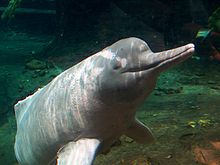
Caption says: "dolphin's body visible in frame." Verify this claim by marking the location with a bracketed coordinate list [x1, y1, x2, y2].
[14, 37, 194, 165]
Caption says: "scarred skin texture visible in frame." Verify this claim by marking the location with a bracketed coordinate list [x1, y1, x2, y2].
[14, 37, 194, 165]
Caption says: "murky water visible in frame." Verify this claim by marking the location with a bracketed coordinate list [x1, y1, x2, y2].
[0, 0, 220, 164]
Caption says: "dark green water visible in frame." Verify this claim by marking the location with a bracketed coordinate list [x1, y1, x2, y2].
[0, 0, 220, 164]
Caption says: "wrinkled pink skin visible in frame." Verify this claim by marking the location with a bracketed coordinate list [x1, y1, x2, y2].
[14, 38, 194, 165]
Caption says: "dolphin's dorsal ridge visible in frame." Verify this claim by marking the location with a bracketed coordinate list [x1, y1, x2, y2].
[14, 88, 43, 123]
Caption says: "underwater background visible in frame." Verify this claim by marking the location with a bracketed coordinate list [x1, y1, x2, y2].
[0, 0, 220, 164]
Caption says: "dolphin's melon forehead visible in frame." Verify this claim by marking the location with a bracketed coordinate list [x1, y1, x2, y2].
[107, 37, 150, 56]
[99, 49, 115, 60]
[114, 37, 148, 46]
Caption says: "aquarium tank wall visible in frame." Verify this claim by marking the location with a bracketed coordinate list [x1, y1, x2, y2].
[0, 0, 220, 164]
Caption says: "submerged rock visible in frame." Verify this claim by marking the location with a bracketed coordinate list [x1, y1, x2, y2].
[209, 7, 220, 33]
[155, 86, 183, 95]
[25, 59, 47, 70]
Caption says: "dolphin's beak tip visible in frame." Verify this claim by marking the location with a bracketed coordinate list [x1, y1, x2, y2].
[188, 43, 195, 48]
[186, 43, 195, 53]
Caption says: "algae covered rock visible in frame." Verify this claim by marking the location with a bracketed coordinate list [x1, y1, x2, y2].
[25, 59, 47, 70]
[209, 7, 220, 32]
[1, 0, 21, 20]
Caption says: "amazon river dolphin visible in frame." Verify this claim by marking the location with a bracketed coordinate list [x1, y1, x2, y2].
[14, 37, 194, 165]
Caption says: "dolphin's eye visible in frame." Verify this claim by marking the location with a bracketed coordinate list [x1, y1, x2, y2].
[112, 60, 121, 70]
[139, 44, 148, 52]
[111, 57, 121, 70]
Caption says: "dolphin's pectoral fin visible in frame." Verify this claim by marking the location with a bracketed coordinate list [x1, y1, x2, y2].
[125, 119, 155, 144]
[57, 138, 101, 165]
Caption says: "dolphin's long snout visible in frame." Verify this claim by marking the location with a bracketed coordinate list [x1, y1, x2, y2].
[151, 43, 195, 71]
[154, 43, 195, 63]
[122, 43, 194, 73]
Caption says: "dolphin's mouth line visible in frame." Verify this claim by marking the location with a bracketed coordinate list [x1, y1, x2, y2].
[121, 61, 160, 73]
